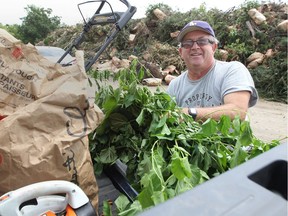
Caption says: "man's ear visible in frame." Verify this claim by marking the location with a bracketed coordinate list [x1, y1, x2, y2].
[212, 43, 218, 52]
[179, 47, 184, 58]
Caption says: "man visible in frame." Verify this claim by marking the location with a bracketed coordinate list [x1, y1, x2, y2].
[167, 20, 258, 121]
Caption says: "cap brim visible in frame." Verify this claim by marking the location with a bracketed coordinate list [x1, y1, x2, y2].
[177, 26, 213, 42]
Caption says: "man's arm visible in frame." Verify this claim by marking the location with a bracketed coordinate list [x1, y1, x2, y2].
[183, 91, 251, 121]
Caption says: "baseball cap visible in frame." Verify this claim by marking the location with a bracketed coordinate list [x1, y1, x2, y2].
[177, 20, 215, 42]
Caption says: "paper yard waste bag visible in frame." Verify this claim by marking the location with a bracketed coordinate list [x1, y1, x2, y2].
[0, 29, 104, 209]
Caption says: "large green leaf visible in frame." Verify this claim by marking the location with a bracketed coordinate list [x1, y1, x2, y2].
[218, 115, 232, 135]
[171, 151, 192, 180]
[151, 190, 166, 205]
[138, 188, 154, 209]
[239, 121, 253, 146]
[230, 141, 248, 168]
[102, 96, 118, 115]
[97, 146, 117, 164]
[115, 195, 130, 212]
[109, 113, 129, 132]
[201, 118, 217, 135]
[102, 200, 112, 216]
[136, 109, 145, 125]
[117, 200, 142, 216]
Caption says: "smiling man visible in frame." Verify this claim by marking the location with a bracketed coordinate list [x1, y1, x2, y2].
[167, 20, 258, 122]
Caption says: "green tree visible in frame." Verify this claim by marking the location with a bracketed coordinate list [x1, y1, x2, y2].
[19, 5, 61, 44]
[0, 23, 21, 39]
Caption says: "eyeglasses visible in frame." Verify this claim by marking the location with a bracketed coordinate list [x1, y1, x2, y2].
[181, 38, 214, 49]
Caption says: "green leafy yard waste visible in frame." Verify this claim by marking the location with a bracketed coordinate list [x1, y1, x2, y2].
[89, 62, 281, 215]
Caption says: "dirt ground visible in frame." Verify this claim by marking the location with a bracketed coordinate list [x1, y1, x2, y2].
[248, 98, 287, 143]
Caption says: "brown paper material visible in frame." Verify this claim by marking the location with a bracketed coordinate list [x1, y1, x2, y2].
[0, 29, 104, 209]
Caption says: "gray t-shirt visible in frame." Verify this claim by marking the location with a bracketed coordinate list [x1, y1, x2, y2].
[166, 60, 258, 108]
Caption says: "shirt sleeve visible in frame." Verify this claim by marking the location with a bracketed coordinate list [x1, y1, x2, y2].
[221, 61, 258, 107]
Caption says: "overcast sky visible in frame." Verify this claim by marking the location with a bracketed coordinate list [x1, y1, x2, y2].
[0, 0, 263, 25]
